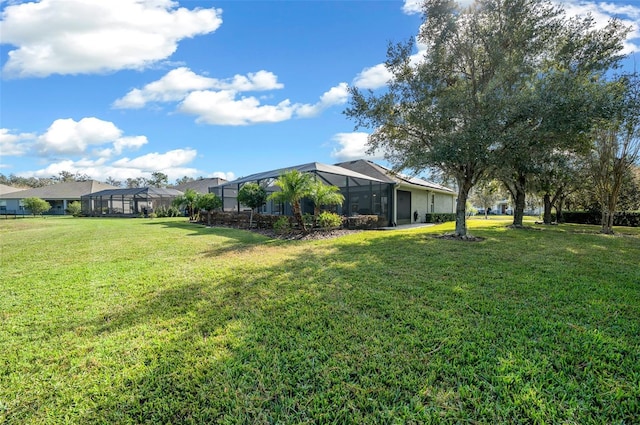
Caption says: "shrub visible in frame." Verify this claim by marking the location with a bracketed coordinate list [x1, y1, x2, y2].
[23, 197, 51, 217]
[345, 215, 383, 229]
[553, 211, 640, 227]
[302, 213, 315, 229]
[156, 206, 181, 218]
[425, 213, 457, 223]
[317, 211, 343, 230]
[273, 216, 292, 234]
[65, 201, 82, 217]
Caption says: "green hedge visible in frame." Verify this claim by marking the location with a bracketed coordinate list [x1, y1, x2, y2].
[552, 211, 640, 227]
[425, 213, 457, 223]
[345, 215, 385, 229]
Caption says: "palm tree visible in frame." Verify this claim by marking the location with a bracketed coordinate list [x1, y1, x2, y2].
[268, 170, 313, 231]
[308, 180, 344, 217]
[172, 188, 198, 220]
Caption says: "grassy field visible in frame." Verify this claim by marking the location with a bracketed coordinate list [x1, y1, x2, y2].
[1, 216, 638, 424]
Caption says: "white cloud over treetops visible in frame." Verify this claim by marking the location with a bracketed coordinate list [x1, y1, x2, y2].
[330, 132, 385, 162]
[4, 118, 227, 183]
[25, 157, 201, 184]
[0, 0, 223, 78]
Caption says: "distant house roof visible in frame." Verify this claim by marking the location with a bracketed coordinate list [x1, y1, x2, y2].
[172, 178, 227, 194]
[336, 160, 456, 194]
[0, 184, 24, 195]
[0, 180, 119, 200]
[221, 161, 385, 187]
[85, 187, 184, 198]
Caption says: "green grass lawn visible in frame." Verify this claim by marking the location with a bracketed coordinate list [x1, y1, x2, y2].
[1, 216, 638, 424]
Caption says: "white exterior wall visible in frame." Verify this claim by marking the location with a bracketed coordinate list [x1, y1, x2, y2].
[411, 190, 430, 223]
[433, 192, 455, 213]
[398, 186, 455, 223]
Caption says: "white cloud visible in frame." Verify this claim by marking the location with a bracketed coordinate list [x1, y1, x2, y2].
[38, 117, 123, 155]
[96, 136, 149, 158]
[112, 148, 197, 170]
[113, 67, 283, 109]
[210, 171, 236, 181]
[179, 82, 350, 125]
[0, 128, 36, 156]
[1, 0, 223, 78]
[24, 158, 200, 183]
[353, 63, 394, 90]
[402, 0, 422, 15]
[178, 90, 296, 126]
[296, 83, 350, 118]
[330, 132, 385, 162]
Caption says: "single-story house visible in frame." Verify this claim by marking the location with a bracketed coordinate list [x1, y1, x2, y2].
[172, 177, 227, 194]
[211, 160, 456, 226]
[0, 180, 118, 215]
[336, 160, 456, 224]
[81, 187, 184, 216]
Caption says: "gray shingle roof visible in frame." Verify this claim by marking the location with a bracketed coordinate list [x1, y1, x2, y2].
[336, 160, 456, 194]
[171, 178, 227, 194]
[85, 187, 184, 198]
[0, 184, 24, 195]
[221, 162, 385, 186]
[0, 180, 119, 200]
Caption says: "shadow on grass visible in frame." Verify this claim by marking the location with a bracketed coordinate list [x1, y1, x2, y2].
[40, 224, 640, 423]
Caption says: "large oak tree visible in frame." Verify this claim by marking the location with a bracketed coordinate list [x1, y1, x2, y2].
[345, 0, 628, 236]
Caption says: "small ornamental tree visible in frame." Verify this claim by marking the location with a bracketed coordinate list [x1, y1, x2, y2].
[237, 182, 267, 228]
[196, 193, 222, 226]
[23, 197, 51, 217]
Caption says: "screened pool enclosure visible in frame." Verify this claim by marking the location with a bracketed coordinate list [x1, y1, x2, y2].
[81, 187, 184, 216]
[210, 162, 395, 225]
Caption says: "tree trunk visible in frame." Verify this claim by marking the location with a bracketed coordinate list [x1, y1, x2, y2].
[511, 173, 527, 228]
[292, 201, 307, 232]
[249, 209, 254, 228]
[601, 210, 614, 234]
[543, 193, 553, 224]
[556, 195, 565, 223]
[454, 179, 473, 237]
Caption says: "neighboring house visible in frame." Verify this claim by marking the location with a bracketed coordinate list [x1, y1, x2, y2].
[478, 199, 513, 215]
[0, 184, 24, 196]
[212, 160, 456, 226]
[0, 180, 118, 215]
[172, 178, 227, 194]
[81, 187, 184, 216]
[336, 160, 456, 225]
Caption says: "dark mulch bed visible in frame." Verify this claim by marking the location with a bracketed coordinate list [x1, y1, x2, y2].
[432, 233, 485, 242]
[249, 228, 362, 240]
[200, 222, 362, 240]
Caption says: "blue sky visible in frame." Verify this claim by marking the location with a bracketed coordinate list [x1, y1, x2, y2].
[1, 0, 639, 184]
